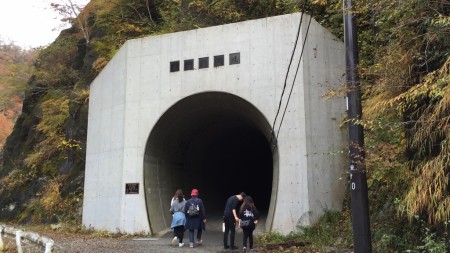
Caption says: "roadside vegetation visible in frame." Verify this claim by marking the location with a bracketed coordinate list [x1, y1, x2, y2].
[0, 0, 449, 252]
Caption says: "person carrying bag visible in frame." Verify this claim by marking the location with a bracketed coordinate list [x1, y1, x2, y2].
[239, 196, 259, 252]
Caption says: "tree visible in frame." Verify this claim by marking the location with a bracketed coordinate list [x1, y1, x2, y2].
[50, 0, 90, 44]
[0, 41, 36, 112]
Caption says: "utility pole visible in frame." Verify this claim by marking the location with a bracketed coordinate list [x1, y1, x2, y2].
[343, 0, 372, 252]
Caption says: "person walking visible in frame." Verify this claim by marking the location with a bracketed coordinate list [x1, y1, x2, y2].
[169, 189, 187, 247]
[170, 189, 185, 243]
[184, 188, 206, 248]
[223, 192, 246, 250]
[239, 196, 259, 252]
[170, 188, 185, 206]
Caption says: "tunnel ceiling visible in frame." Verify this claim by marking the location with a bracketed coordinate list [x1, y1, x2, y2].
[150, 92, 272, 148]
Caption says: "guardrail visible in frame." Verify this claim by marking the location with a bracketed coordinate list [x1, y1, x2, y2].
[0, 224, 54, 253]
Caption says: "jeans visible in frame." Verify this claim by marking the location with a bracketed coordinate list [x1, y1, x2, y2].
[223, 216, 236, 247]
[188, 229, 202, 243]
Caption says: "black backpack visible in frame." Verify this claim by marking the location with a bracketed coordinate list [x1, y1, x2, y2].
[187, 200, 200, 217]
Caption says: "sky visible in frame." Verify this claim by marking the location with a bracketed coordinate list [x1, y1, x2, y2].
[0, 0, 89, 49]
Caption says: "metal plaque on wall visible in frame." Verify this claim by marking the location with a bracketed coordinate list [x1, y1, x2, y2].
[125, 183, 139, 194]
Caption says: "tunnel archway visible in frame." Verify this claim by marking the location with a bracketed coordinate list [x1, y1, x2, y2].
[143, 92, 278, 234]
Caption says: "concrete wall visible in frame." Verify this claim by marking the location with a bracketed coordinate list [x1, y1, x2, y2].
[83, 47, 133, 231]
[83, 12, 346, 234]
[302, 19, 347, 224]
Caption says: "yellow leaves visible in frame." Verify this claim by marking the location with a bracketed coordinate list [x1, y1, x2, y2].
[58, 139, 82, 151]
[73, 88, 90, 105]
[430, 14, 450, 28]
[344, 118, 380, 132]
[24, 150, 46, 169]
[409, 61, 450, 150]
[0, 170, 29, 193]
[434, 198, 450, 225]
[24, 90, 82, 173]
[371, 60, 449, 118]
[310, 0, 327, 5]
[117, 23, 143, 36]
[36, 92, 69, 135]
[41, 179, 63, 210]
[15, 178, 68, 223]
[402, 140, 450, 224]
[92, 57, 108, 72]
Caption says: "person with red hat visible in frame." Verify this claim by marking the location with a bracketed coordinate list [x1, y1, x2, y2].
[184, 188, 206, 248]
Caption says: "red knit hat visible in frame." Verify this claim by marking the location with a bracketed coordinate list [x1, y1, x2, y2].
[191, 189, 199, 196]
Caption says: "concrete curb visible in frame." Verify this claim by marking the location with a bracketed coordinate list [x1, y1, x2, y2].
[0, 224, 54, 252]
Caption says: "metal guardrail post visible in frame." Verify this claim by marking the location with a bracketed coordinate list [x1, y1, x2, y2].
[0, 225, 4, 250]
[16, 230, 23, 253]
[0, 224, 54, 253]
[45, 241, 54, 253]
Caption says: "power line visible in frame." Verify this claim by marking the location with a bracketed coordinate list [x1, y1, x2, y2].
[276, 15, 312, 140]
[271, 5, 308, 140]
[271, 4, 312, 151]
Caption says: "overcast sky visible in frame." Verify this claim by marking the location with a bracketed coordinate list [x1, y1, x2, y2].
[0, 0, 89, 49]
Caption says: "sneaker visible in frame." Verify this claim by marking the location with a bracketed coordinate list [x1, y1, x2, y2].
[196, 239, 203, 245]
[189, 242, 194, 248]
[172, 236, 178, 244]
[178, 243, 184, 247]
[243, 246, 247, 252]
[230, 246, 238, 250]
[224, 245, 230, 250]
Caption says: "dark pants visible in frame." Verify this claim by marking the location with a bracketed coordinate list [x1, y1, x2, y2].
[197, 228, 202, 240]
[223, 216, 236, 248]
[243, 226, 255, 249]
[174, 226, 184, 243]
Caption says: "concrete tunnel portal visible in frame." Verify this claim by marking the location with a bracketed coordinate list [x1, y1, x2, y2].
[83, 13, 347, 234]
[143, 92, 277, 234]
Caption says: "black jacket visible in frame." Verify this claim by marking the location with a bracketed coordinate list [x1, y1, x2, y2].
[239, 204, 259, 228]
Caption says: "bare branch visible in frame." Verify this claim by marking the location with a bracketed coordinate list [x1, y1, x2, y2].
[50, 0, 90, 44]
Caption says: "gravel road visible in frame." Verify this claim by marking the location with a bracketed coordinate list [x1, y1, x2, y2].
[3, 215, 266, 253]
[51, 229, 250, 253]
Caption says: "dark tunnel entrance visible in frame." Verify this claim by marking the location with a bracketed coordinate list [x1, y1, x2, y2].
[144, 92, 277, 234]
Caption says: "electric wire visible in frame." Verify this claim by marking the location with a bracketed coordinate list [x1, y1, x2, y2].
[271, 1, 311, 151]
[271, 6, 307, 138]
[276, 15, 313, 140]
